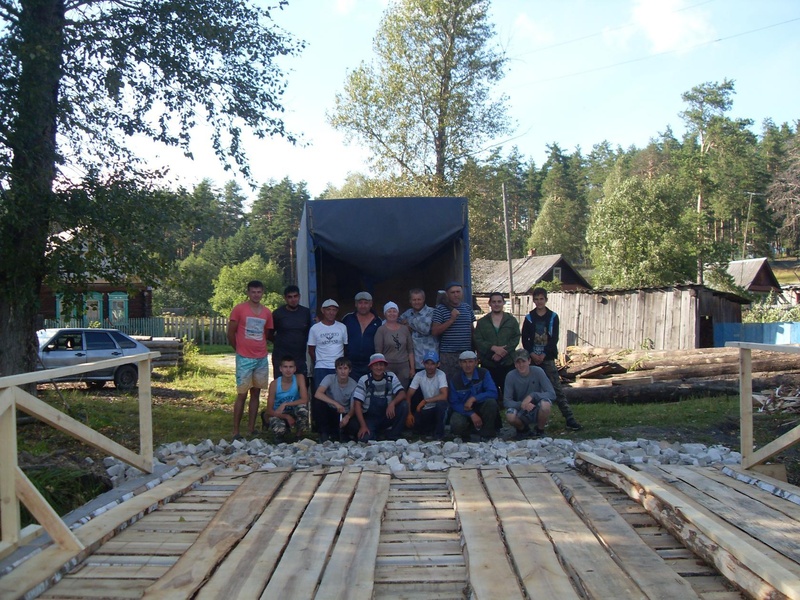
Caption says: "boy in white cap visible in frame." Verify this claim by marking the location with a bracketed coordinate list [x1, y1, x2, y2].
[407, 350, 448, 439]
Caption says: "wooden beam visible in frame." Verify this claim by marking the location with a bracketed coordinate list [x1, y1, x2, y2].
[138, 358, 153, 468]
[0, 352, 160, 389]
[481, 468, 579, 599]
[14, 466, 83, 552]
[142, 469, 291, 599]
[448, 467, 524, 599]
[739, 347, 753, 465]
[0, 387, 20, 546]
[317, 468, 391, 600]
[744, 423, 800, 469]
[576, 452, 800, 600]
[14, 386, 150, 472]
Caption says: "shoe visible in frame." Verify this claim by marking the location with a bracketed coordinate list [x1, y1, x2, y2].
[533, 427, 546, 438]
[232, 434, 244, 442]
[514, 427, 531, 440]
[260, 410, 269, 429]
[565, 418, 582, 431]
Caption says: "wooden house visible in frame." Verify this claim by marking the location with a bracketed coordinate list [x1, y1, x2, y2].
[726, 258, 782, 297]
[38, 280, 152, 327]
[472, 254, 591, 313]
[519, 285, 750, 354]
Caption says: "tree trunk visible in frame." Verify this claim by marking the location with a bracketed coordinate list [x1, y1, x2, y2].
[0, 0, 65, 377]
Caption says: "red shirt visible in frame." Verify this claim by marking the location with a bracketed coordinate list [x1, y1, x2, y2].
[230, 302, 274, 358]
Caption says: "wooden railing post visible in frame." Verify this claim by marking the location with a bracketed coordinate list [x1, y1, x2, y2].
[0, 387, 21, 547]
[138, 356, 154, 471]
[738, 347, 753, 467]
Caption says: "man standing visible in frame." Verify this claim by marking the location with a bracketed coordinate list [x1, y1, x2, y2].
[474, 291, 519, 400]
[342, 291, 382, 381]
[227, 280, 273, 440]
[504, 349, 555, 439]
[448, 350, 498, 440]
[269, 285, 311, 379]
[307, 299, 348, 437]
[521, 287, 582, 431]
[431, 281, 475, 381]
[399, 288, 438, 371]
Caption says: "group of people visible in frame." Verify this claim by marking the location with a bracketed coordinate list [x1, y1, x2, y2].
[227, 279, 582, 443]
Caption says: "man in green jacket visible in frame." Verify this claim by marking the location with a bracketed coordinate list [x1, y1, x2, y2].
[474, 292, 520, 402]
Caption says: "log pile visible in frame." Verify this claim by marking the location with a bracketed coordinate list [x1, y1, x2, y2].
[562, 345, 800, 404]
[133, 337, 184, 367]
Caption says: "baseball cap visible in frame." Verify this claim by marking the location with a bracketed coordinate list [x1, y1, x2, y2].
[368, 353, 388, 367]
[458, 350, 477, 360]
[422, 351, 440, 363]
[445, 281, 462, 291]
[513, 349, 531, 362]
[355, 291, 372, 301]
[321, 299, 339, 309]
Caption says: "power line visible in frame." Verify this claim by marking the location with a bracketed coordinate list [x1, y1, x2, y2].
[517, 16, 800, 86]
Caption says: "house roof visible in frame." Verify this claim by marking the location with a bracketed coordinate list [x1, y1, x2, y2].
[557, 283, 751, 305]
[726, 258, 781, 292]
[472, 254, 590, 295]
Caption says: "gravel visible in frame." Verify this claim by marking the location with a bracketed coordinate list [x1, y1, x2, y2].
[103, 434, 742, 484]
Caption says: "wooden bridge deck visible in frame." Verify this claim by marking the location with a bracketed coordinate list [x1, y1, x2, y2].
[3, 454, 800, 599]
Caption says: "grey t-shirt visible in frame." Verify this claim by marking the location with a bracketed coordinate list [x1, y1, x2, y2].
[503, 366, 555, 411]
[318, 374, 357, 411]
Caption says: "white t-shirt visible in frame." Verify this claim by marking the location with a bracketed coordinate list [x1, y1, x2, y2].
[409, 369, 448, 410]
[307, 321, 348, 369]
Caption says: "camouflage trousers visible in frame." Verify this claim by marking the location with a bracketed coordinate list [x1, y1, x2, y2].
[267, 404, 309, 437]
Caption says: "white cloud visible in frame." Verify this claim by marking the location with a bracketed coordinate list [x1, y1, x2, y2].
[334, 0, 357, 16]
[512, 12, 556, 47]
[631, 0, 714, 54]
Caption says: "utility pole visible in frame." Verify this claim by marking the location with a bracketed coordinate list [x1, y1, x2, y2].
[741, 192, 764, 260]
[501, 183, 516, 314]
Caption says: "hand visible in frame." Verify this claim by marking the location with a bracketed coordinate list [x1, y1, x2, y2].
[340, 415, 350, 427]
[276, 404, 286, 414]
[492, 353, 503, 362]
[470, 413, 483, 430]
[450, 308, 460, 320]
[416, 400, 427, 413]
[521, 397, 534, 412]
[335, 403, 346, 414]
[464, 397, 476, 411]
[531, 353, 544, 365]
[285, 414, 295, 428]
[358, 424, 370, 439]
[386, 402, 396, 419]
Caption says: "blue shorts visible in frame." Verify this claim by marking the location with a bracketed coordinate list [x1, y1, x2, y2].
[235, 355, 270, 393]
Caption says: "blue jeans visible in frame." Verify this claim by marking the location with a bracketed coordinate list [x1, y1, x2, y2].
[359, 396, 409, 442]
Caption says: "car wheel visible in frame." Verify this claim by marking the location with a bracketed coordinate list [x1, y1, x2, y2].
[86, 381, 106, 390]
[114, 365, 138, 390]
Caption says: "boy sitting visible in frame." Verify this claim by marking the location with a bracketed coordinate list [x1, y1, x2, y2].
[408, 351, 448, 439]
[262, 355, 309, 440]
[314, 356, 359, 442]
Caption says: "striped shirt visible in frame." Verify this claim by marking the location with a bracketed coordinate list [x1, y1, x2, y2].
[432, 302, 474, 353]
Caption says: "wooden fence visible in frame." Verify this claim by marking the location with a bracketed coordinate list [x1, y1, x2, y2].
[43, 317, 229, 346]
[0, 352, 158, 562]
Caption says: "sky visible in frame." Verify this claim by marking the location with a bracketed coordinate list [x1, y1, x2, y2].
[143, 0, 800, 200]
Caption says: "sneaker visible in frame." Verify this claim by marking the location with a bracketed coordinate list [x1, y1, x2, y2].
[533, 427, 546, 438]
[232, 434, 244, 442]
[565, 418, 582, 431]
[514, 427, 531, 441]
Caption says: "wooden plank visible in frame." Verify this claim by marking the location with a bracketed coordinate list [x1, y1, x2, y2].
[382, 508, 454, 520]
[373, 580, 467, 599]
[481, 469, 580, 599]
[378, 540, 462, 556]
[195, 469, 320, 600]
[376, 554, 465, 567]
[380, 531, 460, 543]
[142, 469, 290, 599]
[123, 521, 209, 533]
[510, 464, 648, 599]
[577, 452, 800, 600]
[39, 577, 152, 598]
[14, 386, 150, 472]
[386, 499, 452, 509]
[448, 467, 524, 599]
[317, 469, 391, 600]
[553, 471, 700, 599]
[380, 519, 458, 532]
[86, 554, 178, 567]
[262, 468, 361, 599]
[100, 540, 192, 555]
[69, 564, 168, 579]
[0, 465, 214, 600]
[373, 565, 467, 583]
[0, 388, 20, 547]
[653, 466, 800, 563]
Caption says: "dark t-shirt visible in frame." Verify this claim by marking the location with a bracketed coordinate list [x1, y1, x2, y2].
[271, 304, 312, 368]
